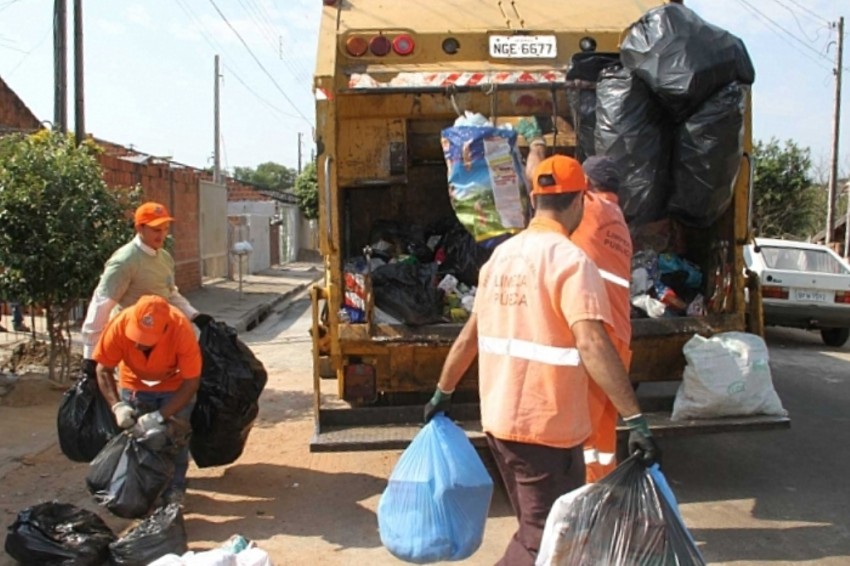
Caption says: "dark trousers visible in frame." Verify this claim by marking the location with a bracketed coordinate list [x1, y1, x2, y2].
[486, 434, 585, 566]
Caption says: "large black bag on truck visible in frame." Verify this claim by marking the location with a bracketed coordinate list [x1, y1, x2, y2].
[57, 373, 120, 462]
[372, 262, 445, 326]
[4, 502, 116, 566]
[620, 3, 755, 122]
[595, 65, 672, 226]
[668, 82, 748, 227]
[190, 321, 268, 468]
[565, 52, 620, 163]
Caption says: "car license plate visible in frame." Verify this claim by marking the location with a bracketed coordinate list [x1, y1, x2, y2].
[792, 288, 833, 303]
[489, 35, 557, 59]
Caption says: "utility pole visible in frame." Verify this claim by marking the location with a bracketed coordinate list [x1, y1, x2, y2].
[827, 16, 844, 249]
[213, 54, 221, 184]
[297, 132, 303, 174]
[73, 0, 85, 145]
[53, 0, 67, 132]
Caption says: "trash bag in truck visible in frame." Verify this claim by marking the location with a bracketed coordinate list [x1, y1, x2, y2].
[57, 371, 120, 462]
[595, 64, 672, 226]
[565, 52, 619, 162]
[441, 114, 530, 244]
[430, 216, 494, 287]
[668, 82, 747, 227]
[620, 3, 755, 122]
[372, 262, 445, 326]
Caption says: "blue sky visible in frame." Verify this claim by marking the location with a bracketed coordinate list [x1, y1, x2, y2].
[0, 0, 847, 179]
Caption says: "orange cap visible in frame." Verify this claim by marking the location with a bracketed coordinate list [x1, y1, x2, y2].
[531, 155, 588, 196]
[134, 202, 174, 228]
[126, 295, 170, 346]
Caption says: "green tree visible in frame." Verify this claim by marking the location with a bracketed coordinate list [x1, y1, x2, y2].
[294, 161, 318, 220]
[233, 161, 296, 191]
[752, 138, 818, 239]
[0, 130, 139, 382]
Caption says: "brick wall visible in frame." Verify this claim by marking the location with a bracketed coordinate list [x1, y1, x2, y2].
[0, 77, 40, 133]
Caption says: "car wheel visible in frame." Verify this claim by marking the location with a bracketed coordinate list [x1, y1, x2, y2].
[820, 328, 850, 347]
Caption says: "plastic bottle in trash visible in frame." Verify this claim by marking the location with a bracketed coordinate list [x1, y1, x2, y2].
[221, 534, 251, 553]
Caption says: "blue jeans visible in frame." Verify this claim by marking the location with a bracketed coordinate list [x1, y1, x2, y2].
[120, 388, 195, 492]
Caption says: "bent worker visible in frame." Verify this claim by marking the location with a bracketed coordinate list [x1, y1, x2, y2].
[521, 120, 635, 481]
[93, 294, 202, 506]
[80, 201, 212, 380]
[423, 155, 659, 566]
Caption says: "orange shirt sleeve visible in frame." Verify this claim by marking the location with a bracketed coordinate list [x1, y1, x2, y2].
[92, 312, 127, 369]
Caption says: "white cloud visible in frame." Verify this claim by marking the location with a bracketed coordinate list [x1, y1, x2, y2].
[95, 19, 126, 36]
[125, 4, 153, 28]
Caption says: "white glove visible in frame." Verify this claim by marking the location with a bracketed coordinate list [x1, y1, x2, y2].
[111, 401, 137, 429]
[135, 411, 166, 435]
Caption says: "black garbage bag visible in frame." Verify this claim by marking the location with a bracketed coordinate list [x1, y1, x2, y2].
[566, 52, 620, 163]
[668, 82, 747, 227]
[4, 502, 116, 566]
[372, 262, 445, 326]
[430, 217, 494, 287]
[86, 432, 175, 519]
[108, 503, 187, 566]
[190, 322, 267, 468]
[595, 65, 673, 226]
[621, 3, 755, 122]
[537, 457, 705, 565]
[57, 373, 121, 462]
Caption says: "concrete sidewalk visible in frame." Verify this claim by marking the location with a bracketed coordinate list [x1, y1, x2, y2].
[185, 261, 324, 333]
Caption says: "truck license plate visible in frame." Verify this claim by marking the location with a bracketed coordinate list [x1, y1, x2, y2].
[792, 288, 833, 303]
[489, 35, 557, 58]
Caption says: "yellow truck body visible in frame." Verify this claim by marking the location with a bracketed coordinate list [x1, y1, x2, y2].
[310, 0, 787, 451]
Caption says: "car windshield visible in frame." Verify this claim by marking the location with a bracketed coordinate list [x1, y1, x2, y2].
[760, 246, 850, 274]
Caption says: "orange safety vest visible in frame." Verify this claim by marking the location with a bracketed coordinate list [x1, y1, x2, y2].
[474, 217, 613, 449]
[571, 191, 633, 481]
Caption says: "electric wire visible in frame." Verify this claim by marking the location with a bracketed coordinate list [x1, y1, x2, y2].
[207, 0, 312, 125]
[768, 0, 828, 43]
[784, 0, 831, 26]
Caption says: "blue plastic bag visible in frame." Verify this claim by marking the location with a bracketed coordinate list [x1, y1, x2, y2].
[377, 415, 493, 563]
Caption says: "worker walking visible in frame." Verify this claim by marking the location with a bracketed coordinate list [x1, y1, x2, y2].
[521, 119, 634, 481]
[93, 294, 202, 506]
[80, 201, 212, 378]
[423, 155, 659, 566]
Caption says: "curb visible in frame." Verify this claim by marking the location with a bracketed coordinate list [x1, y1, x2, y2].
[232, 280, 317, 334]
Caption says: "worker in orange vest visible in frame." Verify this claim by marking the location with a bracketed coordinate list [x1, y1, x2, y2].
[424, 155, 659, 566]
[521, 118, 634, 482]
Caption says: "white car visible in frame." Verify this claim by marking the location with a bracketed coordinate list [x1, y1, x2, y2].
[744, 237, 850, 347]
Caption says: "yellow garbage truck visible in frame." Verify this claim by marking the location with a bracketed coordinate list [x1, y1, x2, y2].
[309, 0, 789, 451]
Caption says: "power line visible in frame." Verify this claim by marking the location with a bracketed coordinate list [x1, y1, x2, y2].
[768, 0, 828, 43]
[208, 0, 312, 125]
[784, 0, 831, 26]
[733, 0, 833, 72]
[221, 61, 303, 120]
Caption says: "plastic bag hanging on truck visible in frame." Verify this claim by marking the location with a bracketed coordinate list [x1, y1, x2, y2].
[57, 372, 120, 462]
[108, 503, 188, 566]
[536, 457, 705, 566]
[86, 431, 175, 519]
[377, 415, 493, 563]
[620, 3, 755, 122]
[191, 321, 268, 468]
[595, 64, 672, 226]
[441, 117, 530, 244]
[4, 501, 116, 566]
[668, 82, 747, 227]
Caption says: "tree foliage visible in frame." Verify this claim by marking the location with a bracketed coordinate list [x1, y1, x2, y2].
[294, 161, 318, 220]
[233, 161, 296, 192]
[752, 138, 818, 239]
[0, 130, 139, 381]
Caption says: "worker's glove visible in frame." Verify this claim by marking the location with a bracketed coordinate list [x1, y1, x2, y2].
[111, 401, 138, 429]
[423, 387, 453, 423]
[135, 410, 167, 436]
[193, 313, 214, 329]
[81, 358, 97, 381]
[515, 116, 543, 143]
[625, 413, 662, 468]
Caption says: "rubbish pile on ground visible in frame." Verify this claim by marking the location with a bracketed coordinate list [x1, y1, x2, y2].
[148, 535, 274, 565]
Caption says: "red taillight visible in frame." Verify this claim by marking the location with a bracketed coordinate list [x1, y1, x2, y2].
[346, 36, 368, 57]
[835, 291, 850, 304]
[392, 34, 415, 56]
[369, 35, 392, 56]
[762, 285, 789, 299]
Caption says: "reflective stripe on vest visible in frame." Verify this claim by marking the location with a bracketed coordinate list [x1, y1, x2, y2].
[479, 335, 581, 366]
[599, 269, 630, 289]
